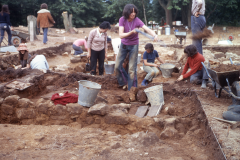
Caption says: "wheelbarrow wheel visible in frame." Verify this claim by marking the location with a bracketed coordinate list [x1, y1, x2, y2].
[231, 81, 240, 105]
[11, 36, 21, 47]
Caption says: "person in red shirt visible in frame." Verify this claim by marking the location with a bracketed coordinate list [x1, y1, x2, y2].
[177, 45, 208, 88]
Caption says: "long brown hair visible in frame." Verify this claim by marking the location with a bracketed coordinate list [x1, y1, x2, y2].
[1, 5, 10, 16]
[19, 51, 29, 61]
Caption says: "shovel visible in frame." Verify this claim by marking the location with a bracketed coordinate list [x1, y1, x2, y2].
[85, 59, 91, 72]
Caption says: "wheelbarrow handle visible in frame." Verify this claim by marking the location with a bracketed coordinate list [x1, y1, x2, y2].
[229, 58, 233, 65]
[225, 78, 240, 100]
[201, 62, 213, 81]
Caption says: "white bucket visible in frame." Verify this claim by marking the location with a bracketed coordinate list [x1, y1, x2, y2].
[160, 63, 175, 78]
[165, 27, 170, 35]
[144, 85, 164, 106]
[176, 21, 181, 26]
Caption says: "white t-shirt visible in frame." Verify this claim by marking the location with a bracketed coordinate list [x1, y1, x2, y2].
[112, 38, 121, 56]
[30, 55, 49, 70]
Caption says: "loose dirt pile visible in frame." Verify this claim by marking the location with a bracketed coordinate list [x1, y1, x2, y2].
[212, 64, 240, 72]
[191, 27, 213, 40]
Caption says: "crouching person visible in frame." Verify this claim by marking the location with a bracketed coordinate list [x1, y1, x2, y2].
[141, 43, 165, 86]
[29, 55, 49, 71]
[177, 44, 208, 88]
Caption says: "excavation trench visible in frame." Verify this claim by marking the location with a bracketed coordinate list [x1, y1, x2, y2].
[0, 44, 232, 159]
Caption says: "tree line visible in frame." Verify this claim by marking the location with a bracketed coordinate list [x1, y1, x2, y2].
[0, 0, 239, 28]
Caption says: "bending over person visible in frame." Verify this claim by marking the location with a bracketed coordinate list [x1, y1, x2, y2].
[72, 37, 88, 55]
[177, 44, 208, 88]
[142, 43, 165, 86]
[28, 54, 49, 70]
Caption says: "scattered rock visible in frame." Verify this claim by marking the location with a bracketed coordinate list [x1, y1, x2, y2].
[130, 87, 138, 95]
[128, 91, 136, 102]
[88, 103, 108, 116]
[62, 52, 69, 56]
[70, 57, 81, 63]
[121, 92, 130, 104]
[136, 90, 147, 102]
[160, 118, 179, 139]
[80, 56, 88, 63]
[111, 142, 121, 149]
[95, 96, 108, 104]
[85, 117, 94, 125]
[104, 110, 129, 125]
[6, 51, 11, 55]
[213, 52, 225, 59]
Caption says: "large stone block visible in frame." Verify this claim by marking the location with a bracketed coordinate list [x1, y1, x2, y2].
[213, 52, 225, 59]
[16, 108, 36, 119]
[18, 98, 35, 108]
[70, 57, 81, 63]
[66, 103, 83, 115]
[104, 110, 129, 125]
[3, 95, 20, 107]
[1, 104, 14, 115]
[88, 103, 108, 116]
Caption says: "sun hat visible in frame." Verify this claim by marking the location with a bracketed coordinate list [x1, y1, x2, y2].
[17, 43, 29, 52]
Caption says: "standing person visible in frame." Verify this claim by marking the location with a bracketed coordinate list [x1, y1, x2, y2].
[115, 4, 159, 90]
[141, 43, 165, 86]
[72, 37, 88, 55]
[17, 43, 31, 69]
[177, 45, 208, 88]
[87, 21, 111, 75]
[0, 5, 13, 46]
[37, 3, 55, 44]
[191, 0, 206, 54]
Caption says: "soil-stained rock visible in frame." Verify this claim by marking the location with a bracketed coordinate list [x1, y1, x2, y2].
[128, 92, 136, 102]
[88, 103, 108, 116]
[18, 98, 35, 108]
[1, 104, 14, 115]
[130, 87, 138, 95]
[136, 90, 147, 102]
[3, 95, 20, 106]
[66, 103, 83, 115]
[214, 52, 225, 59]
[104, 110, 129, 125]
[70, 57, 81, 63]
[121, 92, 130, 104]
[16, 108, 36, 119]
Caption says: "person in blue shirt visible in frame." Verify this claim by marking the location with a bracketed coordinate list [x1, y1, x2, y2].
[141, 43, 165, 86]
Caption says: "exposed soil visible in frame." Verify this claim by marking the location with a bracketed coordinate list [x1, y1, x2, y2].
[1, 25, 240, 160]
[212, 64, 240, 72]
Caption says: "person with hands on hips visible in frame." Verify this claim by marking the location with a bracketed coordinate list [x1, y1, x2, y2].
[87, 21, 111, 75]
[115, 4, 159, 90]
[191, 0, 205, 55]
[141, 43, 165, 86]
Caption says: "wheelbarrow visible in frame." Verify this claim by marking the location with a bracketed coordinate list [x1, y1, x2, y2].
[1, 30, 30, 47]
[174, 31, 187, 45]
[201, 62, 240, 100]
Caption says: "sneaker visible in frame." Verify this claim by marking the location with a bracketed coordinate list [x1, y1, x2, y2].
[141, 79, 147, 86]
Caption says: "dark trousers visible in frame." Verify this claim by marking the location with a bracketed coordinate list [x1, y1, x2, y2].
[222, 104, 240, 121]
[191, 15, 206, 55]
[90, 49, 105, 75]
[190, 67, 208, 84]
[72, 44, 83, 55]
[0, 23, 12, 45]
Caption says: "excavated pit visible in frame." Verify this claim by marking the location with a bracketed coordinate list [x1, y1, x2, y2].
[2, 44, 238, 159]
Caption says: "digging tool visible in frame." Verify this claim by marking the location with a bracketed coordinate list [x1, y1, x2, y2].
[213, 117, 240, 129]
[85, 59, 91, 72]
[135, 29, 166, 47]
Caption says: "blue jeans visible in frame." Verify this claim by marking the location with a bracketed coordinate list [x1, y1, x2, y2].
[0, 23, 12, 45]
[42, 28, 48, 44]
[115, 43, 138, 90]
[190, 67, 208, 84]
[222, 104, 240, 121]
[191, 15, 206, 55]
[72, 44, 83, 55]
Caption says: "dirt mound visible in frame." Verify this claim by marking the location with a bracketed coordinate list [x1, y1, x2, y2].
[212, 64, 240, 72]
